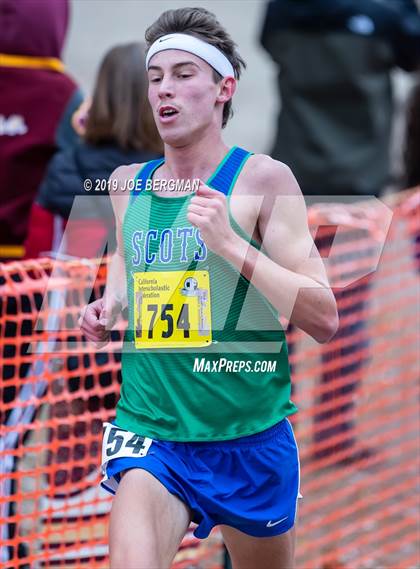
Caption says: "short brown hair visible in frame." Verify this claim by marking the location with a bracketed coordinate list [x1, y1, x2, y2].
[84, 43, 162, 153]
[145, 8, 246, 128]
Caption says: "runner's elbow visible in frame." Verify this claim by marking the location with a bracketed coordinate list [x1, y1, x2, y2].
[314, 310, 339, 344]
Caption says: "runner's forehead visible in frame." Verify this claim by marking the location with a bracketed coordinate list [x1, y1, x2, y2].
[147, 49, 212, 72]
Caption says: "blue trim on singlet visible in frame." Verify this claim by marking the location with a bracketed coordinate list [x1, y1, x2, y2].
[207, 146, 252, 196]
[130, 158, 164, 202]
[130, 147, 252, 200]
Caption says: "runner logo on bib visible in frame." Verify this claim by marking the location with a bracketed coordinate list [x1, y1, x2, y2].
[133, 270, 212, 349]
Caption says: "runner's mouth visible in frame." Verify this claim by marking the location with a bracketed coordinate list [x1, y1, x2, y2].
[159, 106, 179, 118]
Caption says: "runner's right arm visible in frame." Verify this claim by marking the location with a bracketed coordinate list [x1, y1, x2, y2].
[79, 165, 140, 346]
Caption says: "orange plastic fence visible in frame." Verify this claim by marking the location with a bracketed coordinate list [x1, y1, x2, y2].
[1, 193, 419, 569]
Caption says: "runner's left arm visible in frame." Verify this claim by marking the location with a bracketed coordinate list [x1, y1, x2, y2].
[188, 159, 338, 343]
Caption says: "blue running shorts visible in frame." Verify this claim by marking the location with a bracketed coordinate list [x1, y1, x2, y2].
[101, 418, 301, 539]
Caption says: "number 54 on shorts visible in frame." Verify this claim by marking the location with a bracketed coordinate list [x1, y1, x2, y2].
[101, 423, 153, 476]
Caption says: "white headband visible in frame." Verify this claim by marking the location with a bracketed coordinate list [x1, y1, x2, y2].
[146, 33, 235, 78]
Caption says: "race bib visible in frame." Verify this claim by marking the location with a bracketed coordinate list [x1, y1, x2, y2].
[101, 422, 153, 476]
[133, 270, 212, 349]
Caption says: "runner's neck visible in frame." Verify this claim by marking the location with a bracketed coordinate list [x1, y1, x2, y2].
[162, 134, 229, 182]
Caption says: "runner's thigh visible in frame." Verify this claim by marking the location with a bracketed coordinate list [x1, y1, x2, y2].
[109, 468, 192, 569]
[221, 524, 296, 569]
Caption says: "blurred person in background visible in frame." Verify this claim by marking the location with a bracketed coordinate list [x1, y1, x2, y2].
[0, 0, 82, 261]
[260, 0, 420, 463]
[25, 42, 162, 259]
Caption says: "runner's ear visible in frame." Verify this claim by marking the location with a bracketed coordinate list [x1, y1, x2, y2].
[216, 77, 236, 104]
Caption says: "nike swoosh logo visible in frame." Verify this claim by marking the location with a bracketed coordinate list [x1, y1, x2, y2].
[266, 516, 288, 528]
[159, 37, 173, 42]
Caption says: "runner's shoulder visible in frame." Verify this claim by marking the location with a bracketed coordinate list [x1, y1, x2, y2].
[243, 154, 301, 197]
[109, 163, 145, 189]
[108, 163, 145, 220]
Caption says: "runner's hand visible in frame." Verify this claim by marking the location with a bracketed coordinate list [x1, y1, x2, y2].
[78, 298, 119, 348]
[187, 181, 235, 255]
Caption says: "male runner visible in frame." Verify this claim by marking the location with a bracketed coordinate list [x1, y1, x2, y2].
[80, 8, 338, 569]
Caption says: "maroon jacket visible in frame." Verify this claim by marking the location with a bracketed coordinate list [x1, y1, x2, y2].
[0, 0, 82, 259]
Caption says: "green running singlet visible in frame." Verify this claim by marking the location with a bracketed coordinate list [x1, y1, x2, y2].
[116, 146, 297, 441]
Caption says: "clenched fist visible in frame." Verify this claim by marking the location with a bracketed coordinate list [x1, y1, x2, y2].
[187, 181, 236, 256]
[78, 298, 120, 348]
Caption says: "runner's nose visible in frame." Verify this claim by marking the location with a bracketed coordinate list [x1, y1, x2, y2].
[158, 76, 175, 99]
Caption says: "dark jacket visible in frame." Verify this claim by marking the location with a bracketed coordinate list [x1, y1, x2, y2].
[260, 0, 420, 196]
[25, 142, 160, 257]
